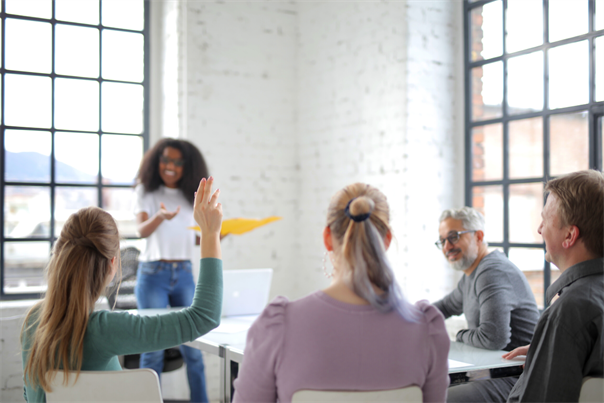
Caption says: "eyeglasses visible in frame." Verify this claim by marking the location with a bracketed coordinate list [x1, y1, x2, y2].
[434, 230, 476, 250]
[159, 156, 185, 167]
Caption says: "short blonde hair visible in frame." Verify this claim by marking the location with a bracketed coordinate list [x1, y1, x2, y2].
[545, 170, 604, 257]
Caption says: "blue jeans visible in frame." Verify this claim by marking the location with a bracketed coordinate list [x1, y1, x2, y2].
[135, 260, 208, 403]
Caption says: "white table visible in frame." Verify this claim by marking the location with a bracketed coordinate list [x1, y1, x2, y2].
[132, 309, 525, 403]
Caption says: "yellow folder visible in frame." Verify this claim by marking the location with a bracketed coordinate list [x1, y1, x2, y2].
[189, 216, 282, 237]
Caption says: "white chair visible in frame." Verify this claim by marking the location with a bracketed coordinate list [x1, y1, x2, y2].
[46, 368, 162, 403]
[579, 377, 604, 403]
[292, 386, 422, 402]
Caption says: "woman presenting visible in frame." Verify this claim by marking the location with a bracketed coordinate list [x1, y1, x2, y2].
[133, 138, 211, 403]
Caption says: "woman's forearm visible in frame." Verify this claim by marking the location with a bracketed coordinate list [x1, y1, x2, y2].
[136, 212, 164, 238]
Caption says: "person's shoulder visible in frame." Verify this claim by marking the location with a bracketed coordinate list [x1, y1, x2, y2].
[134, 183, 147, 195]
[86, 309, 135, 331]
[414, 300, 447, 336]
[477, 250, 523, 277]
[254, 296, 290, 326]
[551, 280, 603, 322]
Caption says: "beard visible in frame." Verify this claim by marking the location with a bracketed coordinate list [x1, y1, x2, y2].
[448, 240, 479, 272]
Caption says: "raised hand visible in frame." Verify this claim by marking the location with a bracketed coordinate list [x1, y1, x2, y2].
[158, 202, 180, 220]
[194, 177, 222, 258]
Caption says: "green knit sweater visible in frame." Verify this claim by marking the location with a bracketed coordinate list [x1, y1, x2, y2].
[21, 258, 223, 403]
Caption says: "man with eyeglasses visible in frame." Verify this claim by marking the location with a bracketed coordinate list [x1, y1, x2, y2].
[433, 207, 539, 403]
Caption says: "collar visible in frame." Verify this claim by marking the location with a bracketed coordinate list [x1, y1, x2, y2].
[545, 258, 604, 305]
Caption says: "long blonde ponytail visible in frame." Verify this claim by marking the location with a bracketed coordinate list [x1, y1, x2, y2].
[21, 207, 121, 392]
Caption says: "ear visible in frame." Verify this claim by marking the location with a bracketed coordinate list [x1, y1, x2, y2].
[109, 256, 118, 277]
[384, 231, 393, 251]
[475, 230, 485, 245]
[323, 226, 333, 252]
[562, 225, 580, 249]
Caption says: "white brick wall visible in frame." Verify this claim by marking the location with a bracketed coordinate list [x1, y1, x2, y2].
[296, 0, 465, 303]
[1, 2, 465, 402]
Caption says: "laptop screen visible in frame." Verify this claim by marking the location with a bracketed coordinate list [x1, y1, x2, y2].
[221, 268, 273, 317]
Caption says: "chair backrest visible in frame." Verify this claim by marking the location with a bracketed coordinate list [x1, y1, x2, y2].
[579, 377, 604, 403]
[46, 368, 162, 403]
[291, 386, 422, 403]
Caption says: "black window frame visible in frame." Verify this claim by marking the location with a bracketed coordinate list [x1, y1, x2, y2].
[0, 0, 151, 300]
[463, 0, 604, 307]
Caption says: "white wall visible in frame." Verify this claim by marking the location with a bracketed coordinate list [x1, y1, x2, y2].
[1, 2, 465, 402]
[295, 0, 465, 304]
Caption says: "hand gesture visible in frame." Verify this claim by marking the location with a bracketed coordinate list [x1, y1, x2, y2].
[158, 202, 180, 220]
[194, 178, 222, 258]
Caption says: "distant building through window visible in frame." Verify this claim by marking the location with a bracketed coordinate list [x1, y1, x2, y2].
[465, 0, 604, 308]
[1, 0, 149, 299]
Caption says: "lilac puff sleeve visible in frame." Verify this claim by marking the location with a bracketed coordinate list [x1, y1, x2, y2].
[232, 296, 288, 403]
[416, 300, 450, 403]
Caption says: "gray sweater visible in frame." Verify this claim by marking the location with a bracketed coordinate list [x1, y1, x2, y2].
[434, 250, 539, 351]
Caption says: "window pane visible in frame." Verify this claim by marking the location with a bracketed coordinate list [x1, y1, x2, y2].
[3, 241, 50, 295]
[103, 187, 138, 237]
[549, 41, 589, 109]
[55, 24, 100, 78]
[101, 135, 143, 185]
[56, 0, 99, 25]
[470, 1, 503, 62]
[5, 130, 51, 183]
[55, 132, 99, 184]
[102, 0, 144, 31]
[5, 0, 51, 19]
[472, 185, 503, 243]
[5, 19, 51, 74]
[55, 187, 98, 236]
[508, 248, 544, 307]
[102, 82, 144, 134]
[550, 112, 589, 176]
[506, 0, 543, 53]
[508, 51, 543, 114]
[597, 0, 604, 30]
[472, 123, 503, 181]
[5, 74, 51, 128]
[509, 118, 543, 179]
[102, 30, 144, 82]
[597, 36, 604, 102]
[472, 62, 503, 121]
[548, 0, 588, 43]
[509, 182, 543, 243]
[55, 78, 100, 132]
[4, 186, 51, 238]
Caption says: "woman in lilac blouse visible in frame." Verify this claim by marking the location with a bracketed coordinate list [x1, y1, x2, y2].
[233, 183, 450, 403]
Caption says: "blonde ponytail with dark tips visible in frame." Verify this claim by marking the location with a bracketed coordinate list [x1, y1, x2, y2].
[327, 184, 417, 321]
[21, 207, 121, 392]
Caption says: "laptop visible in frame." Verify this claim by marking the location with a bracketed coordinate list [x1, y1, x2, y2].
[221, 268, 273, 317]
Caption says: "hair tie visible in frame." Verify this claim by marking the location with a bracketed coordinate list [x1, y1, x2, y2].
[344, 198, 371, 222]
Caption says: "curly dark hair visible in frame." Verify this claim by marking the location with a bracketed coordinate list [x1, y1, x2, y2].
[136, 138, 209, 206]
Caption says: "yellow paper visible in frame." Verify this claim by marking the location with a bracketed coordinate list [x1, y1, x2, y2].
[189, 216, 282, 237]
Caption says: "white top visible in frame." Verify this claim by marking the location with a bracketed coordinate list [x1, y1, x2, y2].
[133, 184, 195, 262]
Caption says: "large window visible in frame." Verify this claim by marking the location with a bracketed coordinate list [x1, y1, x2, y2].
[464, 0, 604, 308]
[1, 0, 149, 299]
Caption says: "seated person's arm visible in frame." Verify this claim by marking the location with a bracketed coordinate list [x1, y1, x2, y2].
[507, 310, 586, 402]
[433, 283, 464, 319]
[456, 270, 513, 350]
